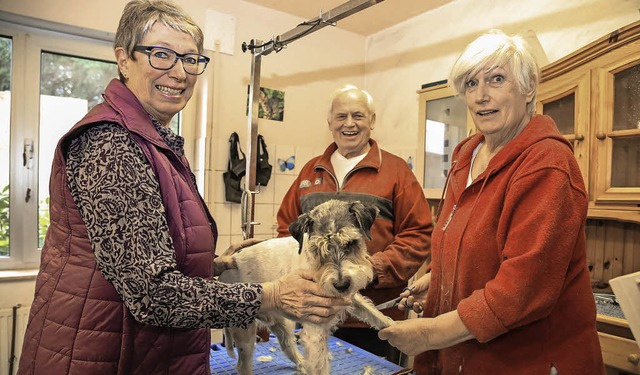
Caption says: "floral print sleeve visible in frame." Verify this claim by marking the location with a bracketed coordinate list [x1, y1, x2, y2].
[66, 123, 261, 329]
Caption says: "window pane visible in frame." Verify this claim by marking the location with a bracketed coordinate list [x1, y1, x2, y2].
[38, 52, 117, 247]
[611, 136, 640, 188]
[170, 112, 180, 135]
[423, 96, 467, 189]
[0, 36, 11, 257]
[543, 92, 575, 135]
[613, 64, 640, 131]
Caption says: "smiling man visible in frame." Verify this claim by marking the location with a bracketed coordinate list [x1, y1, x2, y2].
[276, 85, 433, 363]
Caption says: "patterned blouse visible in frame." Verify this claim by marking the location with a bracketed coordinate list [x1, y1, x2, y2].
[66, 121, 261, 329]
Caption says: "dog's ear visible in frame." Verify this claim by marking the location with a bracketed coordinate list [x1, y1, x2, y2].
[349, 201, 379, 240]
[288, 213, 313, 254]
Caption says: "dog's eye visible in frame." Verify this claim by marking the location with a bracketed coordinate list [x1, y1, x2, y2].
[344, 239, 359, 253]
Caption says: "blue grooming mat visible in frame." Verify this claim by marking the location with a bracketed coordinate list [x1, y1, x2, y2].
[210, 334, 410, 374]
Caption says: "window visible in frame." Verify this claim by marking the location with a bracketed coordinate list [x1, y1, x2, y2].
[37, 52, 117, 247]
[0, 20, 187, 270]
[0, 22, 116, 269]
[0, 36, 11, 257]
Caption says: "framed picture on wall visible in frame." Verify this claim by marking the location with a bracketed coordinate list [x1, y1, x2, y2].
[246, 86, 285, 121]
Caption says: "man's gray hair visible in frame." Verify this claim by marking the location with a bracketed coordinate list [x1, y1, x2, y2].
[327, 84, 376, 121]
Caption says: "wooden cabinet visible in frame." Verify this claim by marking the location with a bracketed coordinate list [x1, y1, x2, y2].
[415, 83, 474, 200]
[539, 21, 640, 374]
[598, 317, 640, 374]
[593, 48, 640, 207]
[538, 20, 640, 223]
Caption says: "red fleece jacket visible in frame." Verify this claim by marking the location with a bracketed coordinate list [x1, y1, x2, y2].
[413, 115, 604, 374]
[277, 139, 433, 325]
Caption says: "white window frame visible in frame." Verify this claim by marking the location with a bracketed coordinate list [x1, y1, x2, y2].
[0, 20, 115, 270]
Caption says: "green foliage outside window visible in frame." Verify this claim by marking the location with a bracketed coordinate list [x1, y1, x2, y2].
[39, 197, 50, 248]
[0, 185, 9, 256]
[40, 52, 115, 109]
[0, 37, 10, 91]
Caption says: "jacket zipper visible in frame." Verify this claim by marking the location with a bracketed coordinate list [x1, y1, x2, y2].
[441, 204, 457, 231]
[340, 166, 368, 190]
[318, 165, 353, 192]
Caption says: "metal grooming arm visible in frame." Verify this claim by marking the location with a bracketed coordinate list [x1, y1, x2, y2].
[241, 0, 384, 239]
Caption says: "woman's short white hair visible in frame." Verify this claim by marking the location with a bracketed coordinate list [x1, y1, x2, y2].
[449, 30, 540, 115]
[327, 84, 376, 121]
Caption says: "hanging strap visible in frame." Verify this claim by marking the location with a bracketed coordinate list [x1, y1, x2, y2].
[257, 134, 268, 160]
[228, 132, 246, 177]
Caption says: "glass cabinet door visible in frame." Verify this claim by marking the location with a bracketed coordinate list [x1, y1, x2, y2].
[610, 64, 640, 188]
[594, 50, 640, 204]
[416, 84, 472, 199]
[537, 70, 591, 189]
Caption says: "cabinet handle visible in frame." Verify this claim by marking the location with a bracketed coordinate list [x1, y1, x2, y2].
[629, 354, 639, 365]
[596, 132, 606, 140]
[575, 134, 585, 141]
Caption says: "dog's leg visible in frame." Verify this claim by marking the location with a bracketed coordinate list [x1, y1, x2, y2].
[269, 317, 305, 372]
[350, 293, 396, 329]
[299, 324, 331, 375]
[227, 322, 258, 375]
[223, 328, 236, 359]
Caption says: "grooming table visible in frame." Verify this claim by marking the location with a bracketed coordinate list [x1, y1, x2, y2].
[210, 334, 410, 374]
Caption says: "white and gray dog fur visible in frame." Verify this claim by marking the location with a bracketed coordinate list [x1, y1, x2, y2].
[218, 199, 395, 375]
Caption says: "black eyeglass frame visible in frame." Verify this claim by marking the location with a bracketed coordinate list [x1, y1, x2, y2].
[133, 45, 210, 75]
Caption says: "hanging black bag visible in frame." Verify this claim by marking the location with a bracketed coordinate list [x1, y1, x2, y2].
[223, 132, 245, 203]
[256, 134, 273, 186]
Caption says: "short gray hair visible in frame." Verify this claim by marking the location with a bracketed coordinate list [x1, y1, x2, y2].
[327, 84, 376, 121]
[449, 30, 540, 115]
[114, 0, 204, 79]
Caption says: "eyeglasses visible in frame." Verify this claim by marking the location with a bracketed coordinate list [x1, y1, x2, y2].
[133, 45, 210, 75]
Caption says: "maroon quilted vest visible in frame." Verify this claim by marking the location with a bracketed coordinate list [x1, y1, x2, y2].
[18, 79, 217, 375]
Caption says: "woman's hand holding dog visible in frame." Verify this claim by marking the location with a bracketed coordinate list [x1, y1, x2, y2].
[378, 272, 474, 355]
[261, 269, 351, 324]
[378, 310, 474, 355]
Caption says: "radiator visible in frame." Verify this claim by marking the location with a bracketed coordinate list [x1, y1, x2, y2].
[0, 305, 30, 375]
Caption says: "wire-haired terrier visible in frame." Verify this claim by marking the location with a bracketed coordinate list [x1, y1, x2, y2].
[218, 199, 395, 375]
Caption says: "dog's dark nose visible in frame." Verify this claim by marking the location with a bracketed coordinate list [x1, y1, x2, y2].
[333, 279, 351, 293]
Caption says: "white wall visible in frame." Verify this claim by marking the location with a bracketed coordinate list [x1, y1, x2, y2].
[365, 0, 640, 153]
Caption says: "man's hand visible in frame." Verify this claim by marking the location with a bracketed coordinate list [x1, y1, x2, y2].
[222, 237, 265, 256]
[213, 238, 265, 275]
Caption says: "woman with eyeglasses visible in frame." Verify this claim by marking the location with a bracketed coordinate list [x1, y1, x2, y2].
[17, 1, 349, 374]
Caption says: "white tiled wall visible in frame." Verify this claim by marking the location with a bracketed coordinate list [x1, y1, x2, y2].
[211, 134, 327, 251]
[211, 135, 418, 252]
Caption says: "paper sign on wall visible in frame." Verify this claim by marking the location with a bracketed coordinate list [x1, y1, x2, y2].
[204, 10, 236, 56]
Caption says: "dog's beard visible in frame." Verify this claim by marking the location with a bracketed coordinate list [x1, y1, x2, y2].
[311, 250, 373, 297]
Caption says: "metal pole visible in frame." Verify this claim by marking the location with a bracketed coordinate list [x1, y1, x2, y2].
[242, 40, 262, 239]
